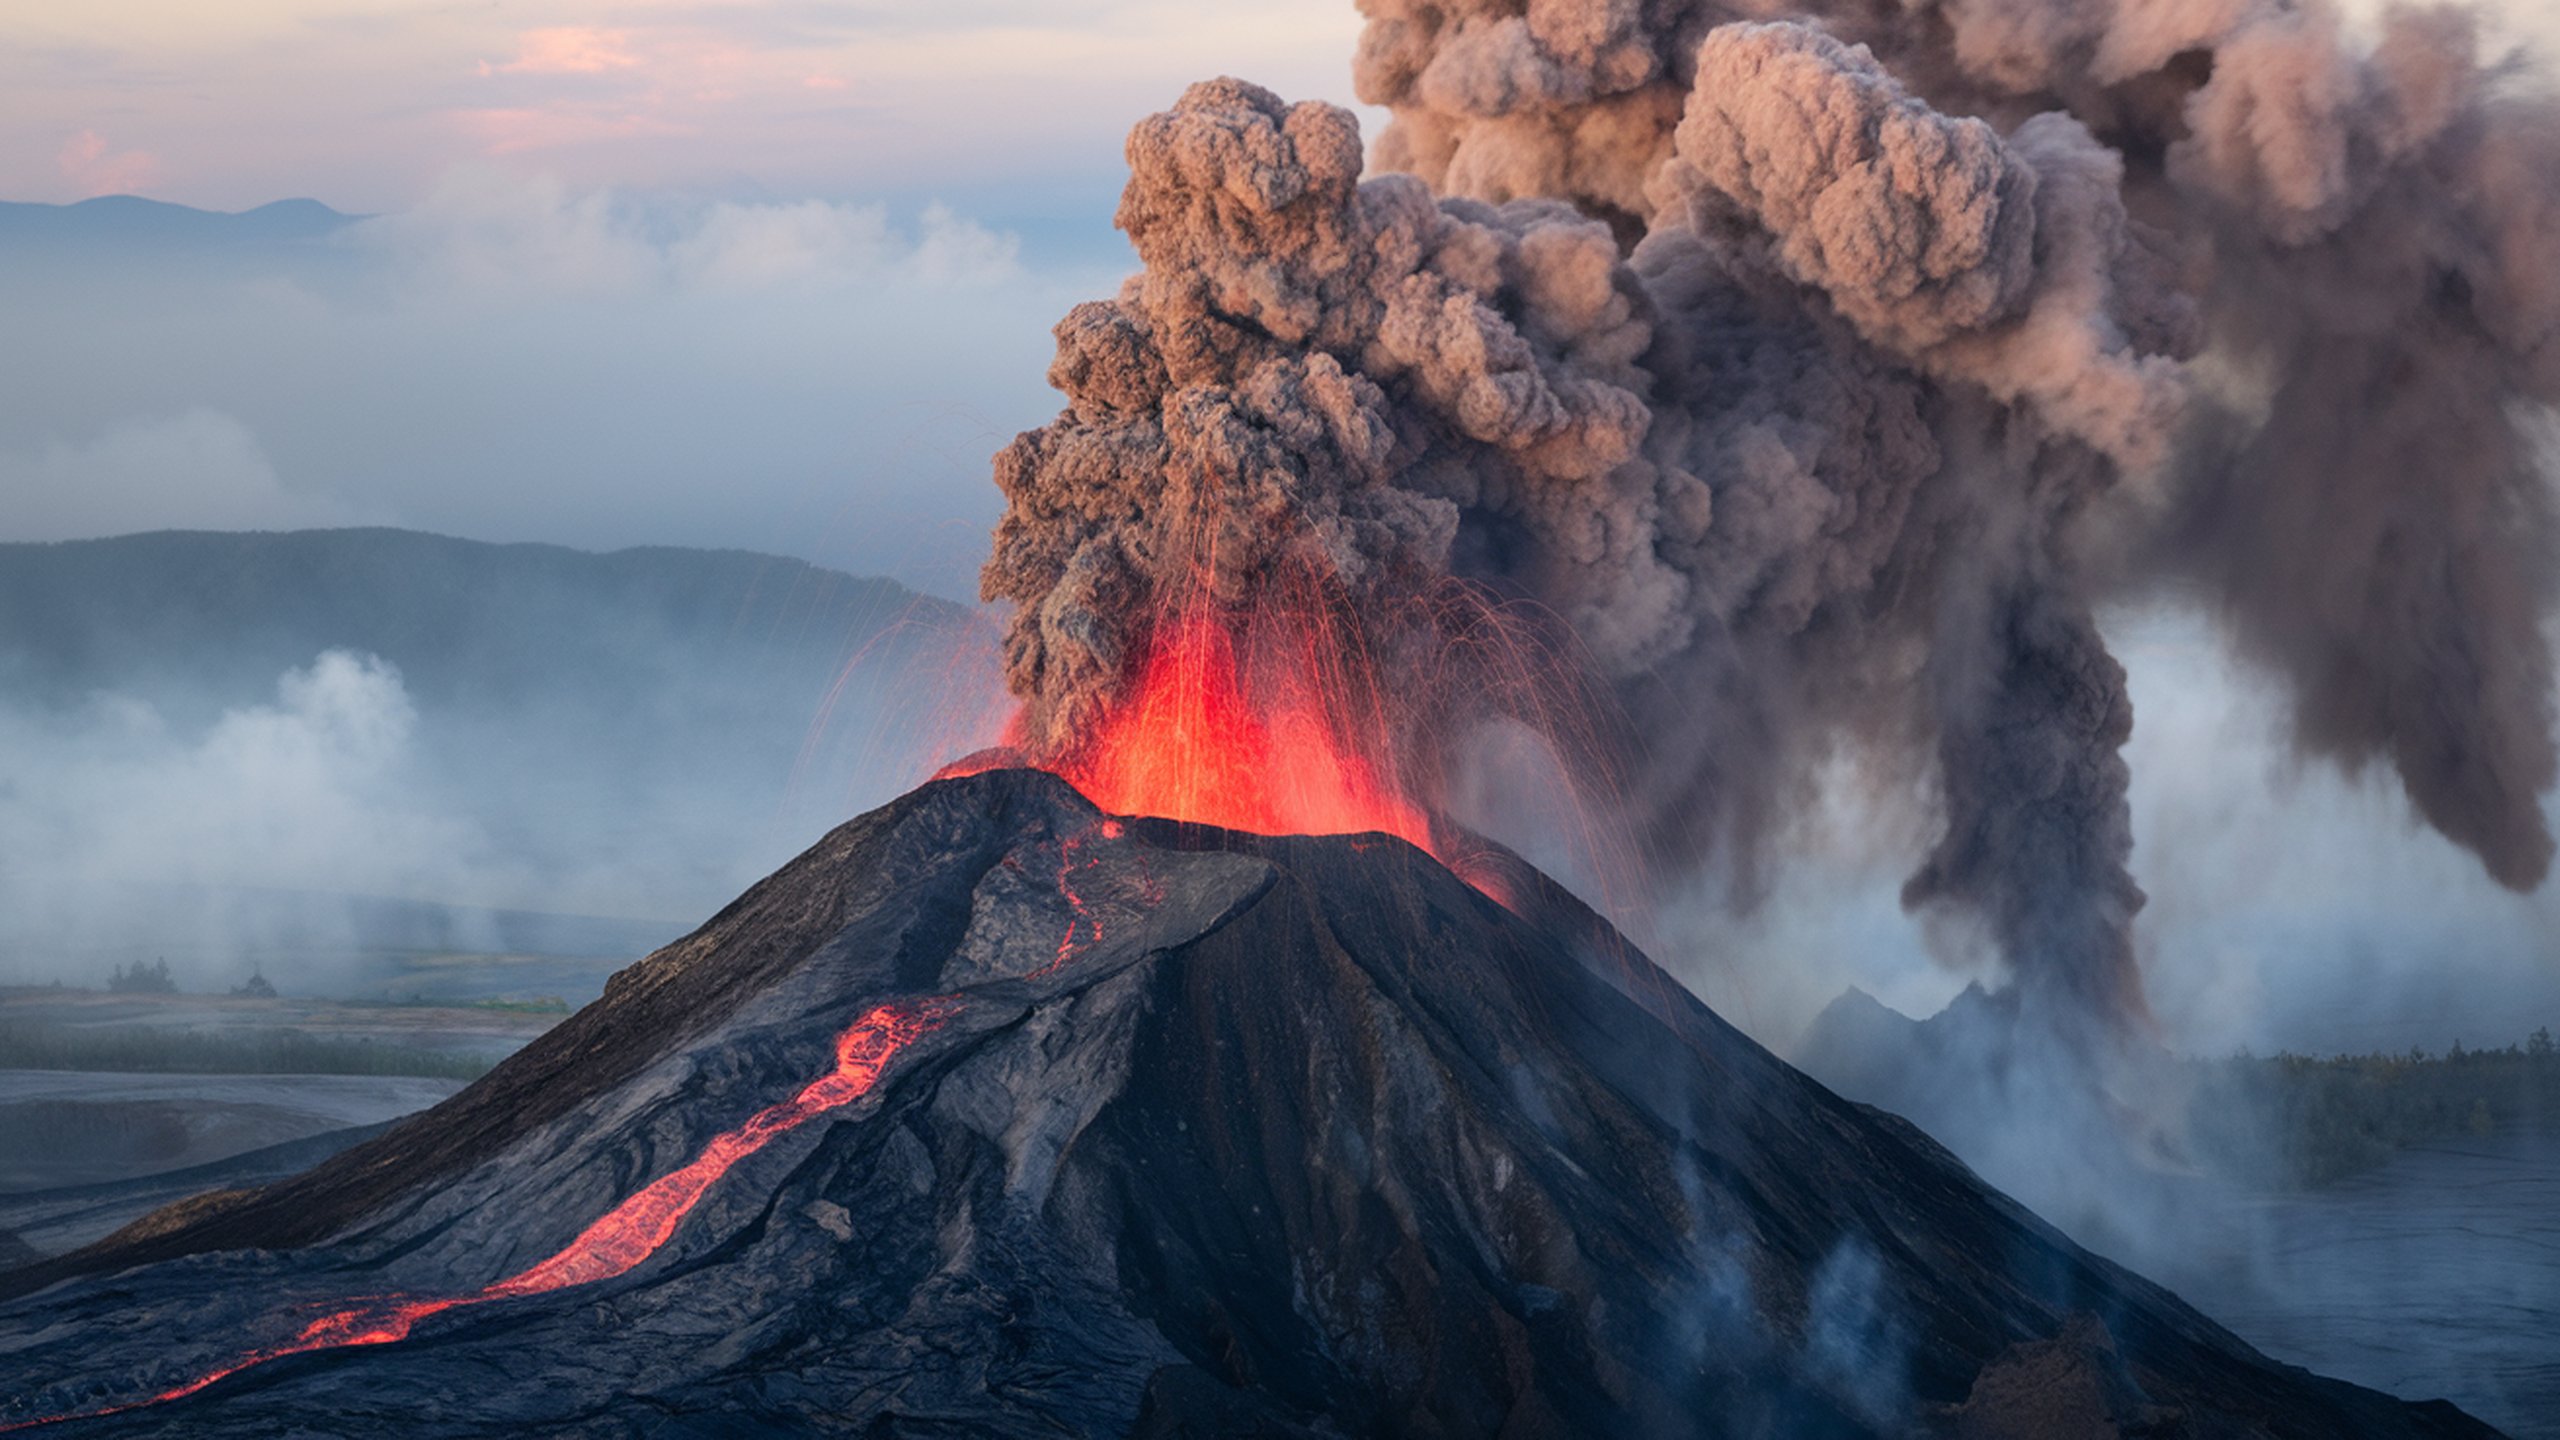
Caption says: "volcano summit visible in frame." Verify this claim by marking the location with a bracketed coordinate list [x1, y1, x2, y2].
[0, 770, 2495, 1437]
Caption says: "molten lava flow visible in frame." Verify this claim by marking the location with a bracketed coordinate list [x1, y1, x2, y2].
[480, 998, 951, 1296]
[0, 817, 1151, 1434]
[1045, 611, 1436, 853]
[1031, 818, 1131, 979]
[1, 1000, 950, 1433]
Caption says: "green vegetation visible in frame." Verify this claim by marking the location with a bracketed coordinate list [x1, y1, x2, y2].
[2189, 1029, 2560, 1187]
[0, 1021, 492, 1080]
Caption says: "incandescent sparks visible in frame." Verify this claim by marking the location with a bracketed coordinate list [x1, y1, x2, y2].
[1044, 608, 1436, 854]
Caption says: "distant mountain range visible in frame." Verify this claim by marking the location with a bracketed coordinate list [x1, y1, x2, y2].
[0, 527, 968, 719]
[0, 196, 359, 255]
[0, 191, 1136, 269]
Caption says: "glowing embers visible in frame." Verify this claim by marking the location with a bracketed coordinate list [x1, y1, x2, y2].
[1049, 609, 1435, 853]
[0, 1000, 950, 1433]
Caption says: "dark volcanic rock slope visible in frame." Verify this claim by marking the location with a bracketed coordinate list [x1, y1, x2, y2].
[0, 772, 2499, 1437]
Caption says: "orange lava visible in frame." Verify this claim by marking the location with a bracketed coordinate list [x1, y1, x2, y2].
[1048, 612, 1436, 853]
[2, 817, 1153, 1433]
[2, 1000, 951, 1433]
[481, 998, 949, 1297]
[1033, 818, 1127, 979]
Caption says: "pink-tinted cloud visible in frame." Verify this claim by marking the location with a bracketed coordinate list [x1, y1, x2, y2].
[55, 130, 160, 198]
[0, 2, 1370, 210]
[453, 27, 814, 158]
[481, 27, 642, 78]
[454, 106, 698, 157]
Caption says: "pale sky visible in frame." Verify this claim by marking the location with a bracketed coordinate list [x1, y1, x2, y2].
[14, 0, 2556, 217]
[0, 2, 1376, 602]
[2, 0, 1363, 215]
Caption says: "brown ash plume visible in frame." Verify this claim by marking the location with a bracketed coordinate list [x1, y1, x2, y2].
[981, 0, 2560, 1039]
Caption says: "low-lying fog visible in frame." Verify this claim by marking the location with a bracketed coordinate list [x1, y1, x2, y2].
[0, 531, 1005, 1000]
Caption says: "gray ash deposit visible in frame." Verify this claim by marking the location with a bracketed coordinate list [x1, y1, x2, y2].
[0, 771, 2501, 1436]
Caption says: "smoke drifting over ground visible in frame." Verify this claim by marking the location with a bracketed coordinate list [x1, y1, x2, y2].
[0, 652, 490, 979]
[983, 0, 2560, 1043]
[0, 531, 1003, 997]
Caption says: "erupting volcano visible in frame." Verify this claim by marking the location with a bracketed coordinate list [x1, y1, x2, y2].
[0, 771, 2502, 1436]
[972, 0, 2560, 1053]
[9, 0, 2560, 1432]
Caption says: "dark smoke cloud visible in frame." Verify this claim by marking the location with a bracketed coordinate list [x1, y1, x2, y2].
[982, 0, 2560, 1039]
[982, 80, 1653, 757]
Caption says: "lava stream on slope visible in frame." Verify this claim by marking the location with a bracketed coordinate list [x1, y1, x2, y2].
[1, 818, 1132, 1433]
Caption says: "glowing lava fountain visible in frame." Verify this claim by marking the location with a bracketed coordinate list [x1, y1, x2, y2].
[1047, 610, 1434, 851]
[943, 579, 1627, 920]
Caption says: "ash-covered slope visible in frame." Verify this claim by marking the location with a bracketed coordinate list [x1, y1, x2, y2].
[0, 771, 2497, 1437]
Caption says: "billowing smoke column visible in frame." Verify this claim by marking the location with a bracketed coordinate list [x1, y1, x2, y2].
[983, 0, 2560, 1040]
